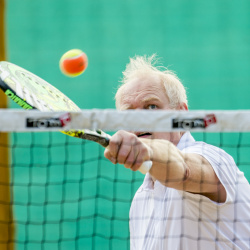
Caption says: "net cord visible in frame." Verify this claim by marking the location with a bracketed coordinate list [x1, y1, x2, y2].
[0, 109, 250, 132]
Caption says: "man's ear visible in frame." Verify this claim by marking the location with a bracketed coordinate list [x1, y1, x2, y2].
[178, 102, 188, 111]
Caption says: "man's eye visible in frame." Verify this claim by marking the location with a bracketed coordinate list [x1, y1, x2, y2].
[148, 104, 158, 110]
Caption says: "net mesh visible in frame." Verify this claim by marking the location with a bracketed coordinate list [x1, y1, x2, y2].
[10, 132, 141, 250]
[1, 110, 250, 250]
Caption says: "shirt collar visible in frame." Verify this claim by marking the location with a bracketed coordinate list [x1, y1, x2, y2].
[176, 132, 196, 150]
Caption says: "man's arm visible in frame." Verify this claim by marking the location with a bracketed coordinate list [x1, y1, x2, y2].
[104, 130, 226, 203]
[145, 140, 226, 203]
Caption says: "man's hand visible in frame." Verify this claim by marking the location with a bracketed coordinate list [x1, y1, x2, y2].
[104, 130, 152, 171]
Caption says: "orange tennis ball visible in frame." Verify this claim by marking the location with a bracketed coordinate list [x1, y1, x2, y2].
[59, 49, 88, 77]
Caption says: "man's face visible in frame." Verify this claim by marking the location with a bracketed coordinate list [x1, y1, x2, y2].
[117, 74, 185, 146]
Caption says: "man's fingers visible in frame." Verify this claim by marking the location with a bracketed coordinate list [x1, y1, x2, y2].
[104, 148, 117, 164]
[104, 130, 152, 172]
[124, 143, 149, 171]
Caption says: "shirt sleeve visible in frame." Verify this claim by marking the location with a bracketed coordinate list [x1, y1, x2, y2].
[181, 142, 238, 203]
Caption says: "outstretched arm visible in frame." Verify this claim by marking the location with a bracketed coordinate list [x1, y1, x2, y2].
[104, 130, 226, 203]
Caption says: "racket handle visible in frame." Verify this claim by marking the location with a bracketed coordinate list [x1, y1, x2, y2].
[138, 160, 152, 174]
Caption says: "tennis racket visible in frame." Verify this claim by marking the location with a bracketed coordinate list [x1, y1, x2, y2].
[0, 61, 152, 174]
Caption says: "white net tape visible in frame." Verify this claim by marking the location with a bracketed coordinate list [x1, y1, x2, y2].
[0, 109, 250, 132]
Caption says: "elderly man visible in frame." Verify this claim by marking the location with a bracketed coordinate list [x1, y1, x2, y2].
[104, 55, 250, 250]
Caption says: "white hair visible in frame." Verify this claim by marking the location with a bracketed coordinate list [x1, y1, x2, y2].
[115, 54, 188, 109]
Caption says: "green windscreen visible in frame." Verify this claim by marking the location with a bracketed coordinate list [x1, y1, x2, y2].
[5, 0, 250, 249]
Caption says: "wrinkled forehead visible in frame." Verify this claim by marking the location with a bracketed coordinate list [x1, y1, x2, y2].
[116, 73, 167, 108]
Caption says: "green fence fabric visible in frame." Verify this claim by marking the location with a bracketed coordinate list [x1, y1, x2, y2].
[5, 1, 250, 249]
[6, 0, 250, 110]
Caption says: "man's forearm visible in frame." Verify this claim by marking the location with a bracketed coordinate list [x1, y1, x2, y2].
[141, 139, 188, 185]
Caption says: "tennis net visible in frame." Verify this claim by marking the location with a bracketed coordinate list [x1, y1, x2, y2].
[0, 109, 250, 250]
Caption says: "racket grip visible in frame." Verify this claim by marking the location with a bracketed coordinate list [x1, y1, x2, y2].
[138, 160, 152, 174]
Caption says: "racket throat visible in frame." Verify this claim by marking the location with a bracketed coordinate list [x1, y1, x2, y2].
[63, 129, 110, 147]
[80, 132, 110, 147]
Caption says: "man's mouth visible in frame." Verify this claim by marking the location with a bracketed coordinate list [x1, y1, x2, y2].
[136, 132, 152, 138]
